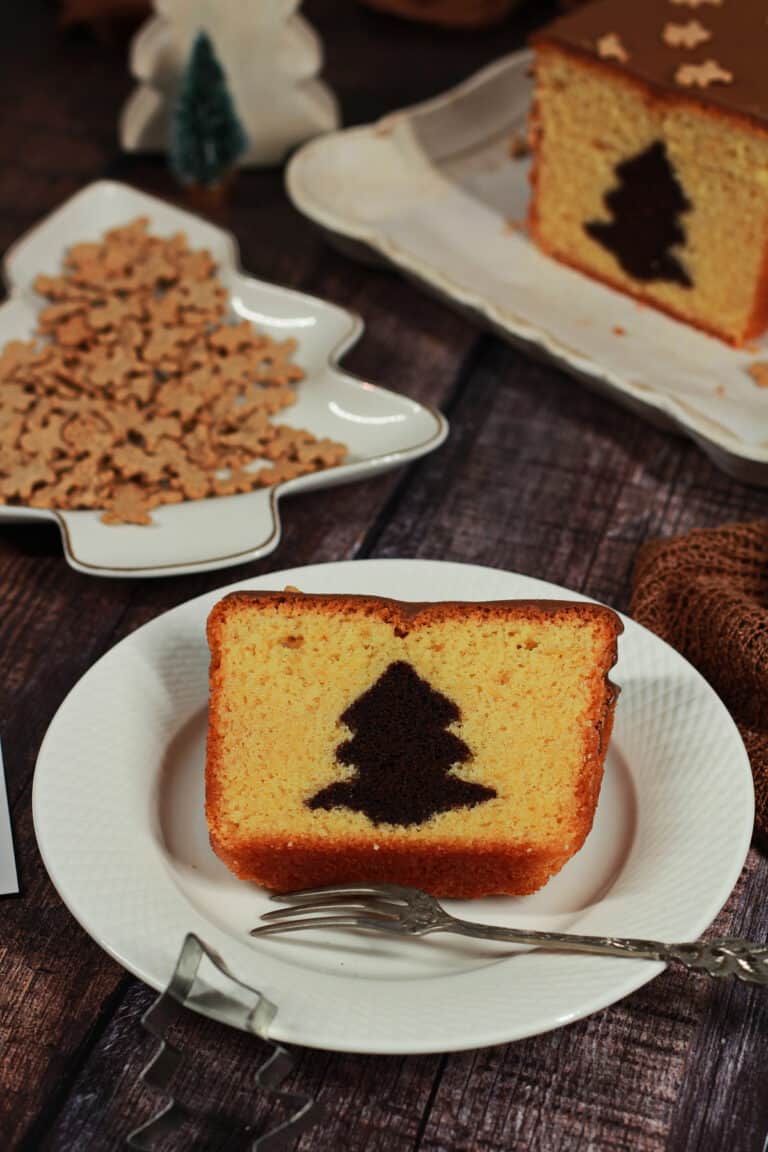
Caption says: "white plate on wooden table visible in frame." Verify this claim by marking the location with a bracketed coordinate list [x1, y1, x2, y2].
[33, 559, 753, 1055]
[0, 182, 447, 578]
[287, 50, 768, 486]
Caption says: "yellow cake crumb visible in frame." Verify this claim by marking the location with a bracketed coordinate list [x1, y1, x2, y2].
[205, 591, 622, 898]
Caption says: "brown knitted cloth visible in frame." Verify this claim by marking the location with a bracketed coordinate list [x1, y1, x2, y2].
[631, 521, 768, 850]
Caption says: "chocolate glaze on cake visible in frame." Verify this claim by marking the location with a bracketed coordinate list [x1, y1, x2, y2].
[535, 0, 768, 131]
[307, 660, 497, 826]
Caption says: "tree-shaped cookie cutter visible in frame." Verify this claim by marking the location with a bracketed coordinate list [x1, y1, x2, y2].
[126, 933, 320, 1150]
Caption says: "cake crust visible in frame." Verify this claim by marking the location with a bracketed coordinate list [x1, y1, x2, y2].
[206, 591, 622, 898]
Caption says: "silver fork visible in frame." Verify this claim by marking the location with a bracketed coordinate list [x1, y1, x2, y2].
[250, 882, 768, 985]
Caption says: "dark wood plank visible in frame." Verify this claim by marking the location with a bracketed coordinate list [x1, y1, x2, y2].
[372, 337, 768, 601]
[1, 1, 767, 1150]
[306, 0, 559, 126]
[36, 979, 443, 1152]
[665, 855, 768, 1152]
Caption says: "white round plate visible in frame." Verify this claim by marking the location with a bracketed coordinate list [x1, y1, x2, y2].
[33, 560, 754, 1054]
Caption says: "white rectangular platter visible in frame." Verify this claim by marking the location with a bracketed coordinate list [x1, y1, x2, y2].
[287, 50, 768, 486]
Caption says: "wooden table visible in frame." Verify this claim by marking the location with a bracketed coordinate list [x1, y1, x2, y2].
[2, 3, 767, 1149]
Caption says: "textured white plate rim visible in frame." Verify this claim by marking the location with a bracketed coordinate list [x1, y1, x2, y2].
[0, 181, 448, 577]
[32, 558, 754, 1054]
[285, 50, 768, 475]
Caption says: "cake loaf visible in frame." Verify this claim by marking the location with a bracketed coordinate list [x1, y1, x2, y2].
[206, 590, 622, 898]
[529, 0, 768, 345]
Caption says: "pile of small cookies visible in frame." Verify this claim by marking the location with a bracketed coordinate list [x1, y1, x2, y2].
[0, 217, 347, 525]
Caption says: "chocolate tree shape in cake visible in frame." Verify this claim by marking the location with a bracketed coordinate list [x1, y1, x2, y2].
[307, 660, 497, 826]
[585, 141, 692, 286]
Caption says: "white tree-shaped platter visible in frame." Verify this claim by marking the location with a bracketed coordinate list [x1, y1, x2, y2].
[0, 182, 447, 578]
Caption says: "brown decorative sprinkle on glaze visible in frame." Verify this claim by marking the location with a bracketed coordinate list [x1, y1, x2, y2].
[662, 20, 712, 49]
[747, 362, 768, 388]
[596, 32, 629, 63]
[0, 218, 346, 524]
[537, 1, 762, 133]
[675, 60, 733, 88]
[669, 0, 722, 6]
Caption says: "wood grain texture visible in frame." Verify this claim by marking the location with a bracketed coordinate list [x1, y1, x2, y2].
[1, 1, 766, 1150]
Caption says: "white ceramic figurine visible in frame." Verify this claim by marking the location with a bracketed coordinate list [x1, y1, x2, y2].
[120, 0, 339, 167]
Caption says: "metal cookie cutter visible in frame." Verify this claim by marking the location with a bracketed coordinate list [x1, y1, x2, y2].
[126, 933, 320, 1150]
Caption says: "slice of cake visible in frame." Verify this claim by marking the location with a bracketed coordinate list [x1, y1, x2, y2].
[529, 0, 768, 345]
[206, 590, 622, 898]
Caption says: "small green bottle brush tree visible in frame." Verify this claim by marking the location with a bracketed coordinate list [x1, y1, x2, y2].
[169, 30, 247, 205]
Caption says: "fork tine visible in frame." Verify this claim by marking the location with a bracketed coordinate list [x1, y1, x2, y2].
[259, 902, 399, 923]
[271, 882, 417, 904]
[268, 892, 388, 910]
[250, 914, 394, 937]
[264, 894, 403, 917]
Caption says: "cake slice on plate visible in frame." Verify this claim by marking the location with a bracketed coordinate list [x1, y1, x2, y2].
[529, 0, 768, 345]
[206, 590, 622, 898]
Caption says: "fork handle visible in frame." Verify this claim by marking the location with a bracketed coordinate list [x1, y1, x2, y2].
[448, 919, 768, 984]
